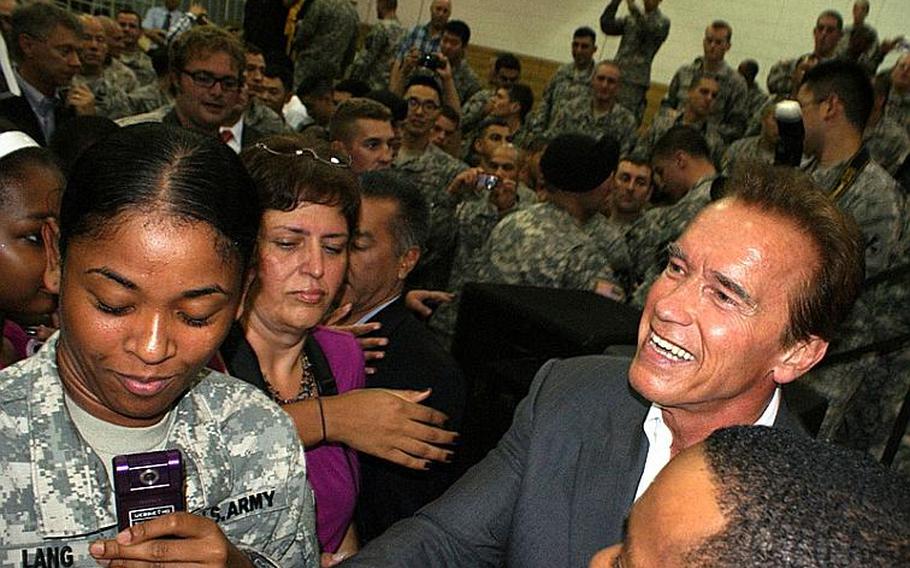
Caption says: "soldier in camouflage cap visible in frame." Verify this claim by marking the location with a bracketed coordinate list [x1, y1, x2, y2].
[0, 124, 317, 566]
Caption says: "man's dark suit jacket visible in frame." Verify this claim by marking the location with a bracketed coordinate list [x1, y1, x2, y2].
[342, 355, 806, 567]
[0, 94, 74, 145]
[354, 297, 467, 544]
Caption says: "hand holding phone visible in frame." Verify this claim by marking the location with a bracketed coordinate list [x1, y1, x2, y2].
[90, 512, 253, 567]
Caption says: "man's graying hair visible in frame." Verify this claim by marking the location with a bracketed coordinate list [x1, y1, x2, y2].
[359, 170, 429, 256]
[10, 1, 82, 61]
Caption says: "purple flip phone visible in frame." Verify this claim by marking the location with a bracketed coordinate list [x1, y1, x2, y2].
[113, 449, 186, 532]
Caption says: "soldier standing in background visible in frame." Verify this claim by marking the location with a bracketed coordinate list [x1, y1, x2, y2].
[600, 0, 670, 124]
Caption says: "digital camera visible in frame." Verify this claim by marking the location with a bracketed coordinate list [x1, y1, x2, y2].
[476, 173, 500, 191]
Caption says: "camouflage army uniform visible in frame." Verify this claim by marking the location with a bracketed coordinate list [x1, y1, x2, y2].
[72, 66, 136, 120]
[884, 88, 910, 139]
[348, 18, 406, 90]
[460, 88, 494, 136]
[544, 93, 638, 154]
[428, 184, 537, 346]
[125, 83, 171, 115]
[766, 53, 837, 97]
[118, 50, 157, 86]
[803, 155, 903, 276]
[292, 0, 359, 89]
[450, 59, 482, 105]
[742, 84, 769, 126]
[865, 115, 910, 177]
[246, 98, 290, 135]
[626, 175, 716, 306]
[661, 58, 748, 142]
[108, 58, 140, 93]
[634, 110, 725, 164]
[800, 158, 908, 469]
[599, 0, 670, 122]
[473, 201, 618, 291]
[0, 336, 319, 567]
[394, 143, 469, 290]
[721, 134, 774, 175]
[525, 62, 595, 140]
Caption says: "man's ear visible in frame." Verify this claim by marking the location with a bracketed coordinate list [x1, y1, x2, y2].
[17, 33, 38, 61]
[397, 247, 420, 281]
[772, 336, 829, 384]
[42, 219, 62, 294]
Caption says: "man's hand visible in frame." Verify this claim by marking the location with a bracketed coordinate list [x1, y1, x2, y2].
[445, 167, 483, 197]
[435, 53, 453, 81]
[405, 289, 454, 319]
[324, 388, 458, 470]
[89, 512, 253, 567]
[66, 84, 96, 116]
[401, 48, 420, 75]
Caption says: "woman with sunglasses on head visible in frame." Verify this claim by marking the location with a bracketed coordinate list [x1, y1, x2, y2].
[231, 135, 458, 563]
[229, 136, 363, 563]
[0, 124, 318, 566]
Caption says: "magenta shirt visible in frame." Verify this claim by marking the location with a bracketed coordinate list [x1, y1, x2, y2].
[307, 326, 366, 552]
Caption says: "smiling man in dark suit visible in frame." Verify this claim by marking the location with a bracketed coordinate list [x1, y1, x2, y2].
[340, 164, 866, 567]
[336, 169, 466, 545]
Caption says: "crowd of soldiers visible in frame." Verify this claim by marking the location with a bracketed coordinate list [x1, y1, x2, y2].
[0, 0, 909, 475]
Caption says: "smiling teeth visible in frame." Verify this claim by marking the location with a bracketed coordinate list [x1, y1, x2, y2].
[650, 333, 695, 362]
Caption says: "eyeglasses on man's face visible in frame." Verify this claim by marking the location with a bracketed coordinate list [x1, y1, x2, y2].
[181, 69, 243, 92]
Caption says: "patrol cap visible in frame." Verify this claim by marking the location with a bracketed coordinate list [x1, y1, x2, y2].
[540, 133, 619, 193]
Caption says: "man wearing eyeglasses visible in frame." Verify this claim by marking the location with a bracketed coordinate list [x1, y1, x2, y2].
[0, 2, 84, 144]
[393, 74, 468, 291]
[120, 26, 245, 143]
[794, 60, 906, 459]
[767, 10, 844, 97]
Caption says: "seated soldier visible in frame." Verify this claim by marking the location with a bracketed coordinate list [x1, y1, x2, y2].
[627, 125, 719, 305]
[721, 101, 777, 174]
[460, 52, 521, 135]
[590, 426, 910, 567]
[330, 97, 396, 174]
[393, 74, 468, 291]
[464, 116, 511, 166]
[606, 156, 653, 228]
[636, 74, 724, 164]
[430, 104, 461, 158]
[116, 8, 156, 86]
[71, 15, 134, 119]
[534, 60, 638, 154]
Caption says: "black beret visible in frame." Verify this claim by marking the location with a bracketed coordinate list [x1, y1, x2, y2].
[539, 133, 620, 193]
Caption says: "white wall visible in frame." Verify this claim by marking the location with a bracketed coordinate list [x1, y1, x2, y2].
[352, 0, 909, 87]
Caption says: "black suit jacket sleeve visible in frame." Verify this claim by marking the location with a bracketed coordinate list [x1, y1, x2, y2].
[355, 298, 467, 542]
